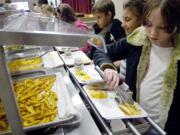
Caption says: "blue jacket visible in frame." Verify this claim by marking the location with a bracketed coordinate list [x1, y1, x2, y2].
[93, 19, 125, 44]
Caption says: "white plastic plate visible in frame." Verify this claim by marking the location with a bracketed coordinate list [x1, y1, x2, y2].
[42, 51, 64, 68]
[61, 51, 91, 66]
[83, 85, 148, 120]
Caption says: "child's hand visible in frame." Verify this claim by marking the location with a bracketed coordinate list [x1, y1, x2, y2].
[104, 68, 121, 90]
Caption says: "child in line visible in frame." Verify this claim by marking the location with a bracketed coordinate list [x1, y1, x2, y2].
[80, 0, 125, 58]
[40, 4, 54, 16]
[121, 0, 144, 35]
[55, 3, 89, 31]
[92, 0, 125, 44]
[93, 0, 180, 134]
[33, 0, 49, 13]
[115, 0, 145, 79]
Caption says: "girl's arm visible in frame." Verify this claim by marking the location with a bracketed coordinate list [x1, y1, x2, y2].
[93, 38, 129, 70]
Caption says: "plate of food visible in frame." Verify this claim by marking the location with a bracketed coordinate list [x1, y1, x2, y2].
[69, 65, 104, 85]
[83, 85, 148, 120]
[87, 36, 107, 53]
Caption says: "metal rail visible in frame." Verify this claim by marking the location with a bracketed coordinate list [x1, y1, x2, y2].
[0, 46, 25, 135]
[146, 117, 166, 135]
[125, 120, 141, 135]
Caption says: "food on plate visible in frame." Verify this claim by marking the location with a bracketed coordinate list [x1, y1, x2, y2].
[88, 90, 108, 99]
[89, 37, 103, 47]
[0, 76, 58, 131]
[75, 69, 91, 81]
[118, 103, 141, 115]
[8, 57, 42, 73]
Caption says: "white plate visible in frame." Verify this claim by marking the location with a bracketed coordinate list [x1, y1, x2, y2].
[42, 51, 64, 68]
[69, 65, 104, 85]
[61, 51, 91, 66]
[83, 85, 148, 120]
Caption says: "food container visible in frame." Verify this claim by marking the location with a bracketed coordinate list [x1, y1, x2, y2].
[4, 46, 41, 60]
[0, 73, 80, 134]
[7, 51, 64, 75]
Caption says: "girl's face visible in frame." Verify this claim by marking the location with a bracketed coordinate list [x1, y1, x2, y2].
[94, 11, 112, 29]
[144, 8, 173, 47]
[122, 8, 141, 35]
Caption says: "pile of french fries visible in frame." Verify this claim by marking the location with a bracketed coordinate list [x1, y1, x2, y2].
[0, 76, 58, 131]
[119, 103, 141, 115]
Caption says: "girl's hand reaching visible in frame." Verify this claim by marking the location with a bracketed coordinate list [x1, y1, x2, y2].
[104, 68, 122, 89]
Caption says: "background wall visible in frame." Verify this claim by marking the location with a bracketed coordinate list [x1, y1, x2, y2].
[112, 0, 126, 21]
[10, 0, 37, 10]
[1, 0, 126, 19]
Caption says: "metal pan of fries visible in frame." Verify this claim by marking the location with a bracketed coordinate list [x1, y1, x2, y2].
[0, 72, 81, 134]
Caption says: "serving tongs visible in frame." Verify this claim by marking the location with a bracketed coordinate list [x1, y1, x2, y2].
[95, 66, 167, 135]
[95, 66, 134, 105]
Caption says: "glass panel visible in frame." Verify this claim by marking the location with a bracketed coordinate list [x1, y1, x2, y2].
[0, 10, 21, 30]
[0, 12, 106, 52]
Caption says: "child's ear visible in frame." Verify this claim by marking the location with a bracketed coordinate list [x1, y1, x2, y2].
[107, 11, 112, 19]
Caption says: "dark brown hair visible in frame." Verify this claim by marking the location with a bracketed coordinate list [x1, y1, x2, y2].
[92, 0, 115, 20]
[123, 0, 145, 18]
[5, 0, 11, 3]
[57, 3, 77, 23]
[143, 0, 180, 33]
[38, 0, 48, 6]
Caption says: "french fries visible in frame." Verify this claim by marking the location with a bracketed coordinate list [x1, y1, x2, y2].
[0, 102, 9, 131]
[0, 76, 58, 131]
[119, 103, 141, 115]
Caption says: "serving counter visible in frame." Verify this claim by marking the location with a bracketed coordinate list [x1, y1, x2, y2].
[0, 11, 166, 135]
[0, 11, 102, 135]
